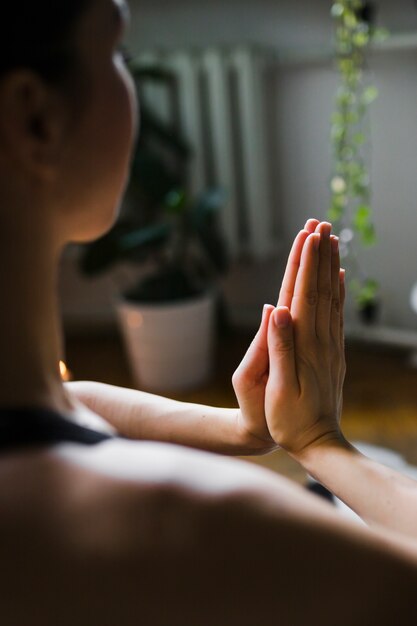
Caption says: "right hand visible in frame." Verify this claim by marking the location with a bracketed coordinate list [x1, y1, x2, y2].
[264, 221, 346, 458]
[231, 220, 320, 452]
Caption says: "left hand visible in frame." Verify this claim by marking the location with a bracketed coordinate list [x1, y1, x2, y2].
[232, 219, 320, 452]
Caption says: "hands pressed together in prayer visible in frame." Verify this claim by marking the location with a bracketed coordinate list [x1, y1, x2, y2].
[231, 218, 417, 540]
[233, 218, 346, 461]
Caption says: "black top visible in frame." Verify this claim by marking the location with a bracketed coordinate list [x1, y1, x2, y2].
[0, 407, 116, 452]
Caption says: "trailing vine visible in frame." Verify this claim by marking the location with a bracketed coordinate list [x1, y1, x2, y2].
[328, 0, 388, 309]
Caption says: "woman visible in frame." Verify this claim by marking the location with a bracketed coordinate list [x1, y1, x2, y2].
[1, 1, 417, 624]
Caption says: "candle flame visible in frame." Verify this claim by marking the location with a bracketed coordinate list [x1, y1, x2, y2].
[59, 360, 73, 382]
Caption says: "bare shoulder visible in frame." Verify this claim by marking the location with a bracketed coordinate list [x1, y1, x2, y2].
[1, 439, 417, 626]
[0, 439, 283, 620]
[0, 438, 248, 548]
[0, 438, 291, 625]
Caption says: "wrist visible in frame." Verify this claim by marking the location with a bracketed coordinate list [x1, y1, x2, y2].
[290, 430, 353, 472]
[235, 409, 279, 456]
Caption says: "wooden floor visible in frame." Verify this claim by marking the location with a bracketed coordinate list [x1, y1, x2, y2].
[64, 327, 417, 483]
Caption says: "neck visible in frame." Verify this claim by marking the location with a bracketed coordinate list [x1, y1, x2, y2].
[0, 206, 75, 416]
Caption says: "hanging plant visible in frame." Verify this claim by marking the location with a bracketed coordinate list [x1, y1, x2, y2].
[328, 1, 389, 314]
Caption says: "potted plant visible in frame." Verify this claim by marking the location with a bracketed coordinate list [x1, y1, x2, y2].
[351, 277, 380, 324]
[328, 1, 388, 322]
[78, 59, 229, 392]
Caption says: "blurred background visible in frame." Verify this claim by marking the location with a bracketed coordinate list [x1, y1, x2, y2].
[59, 0, 417, 480]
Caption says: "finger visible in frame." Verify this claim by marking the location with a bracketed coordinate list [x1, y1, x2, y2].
[340, 269, 346, 308]
[278, 229, 310, 308]
[330, 236, 341, 344]
[304, 218, 320, 234]
[291, 233, 320, 339]
[315, 222, 333, 342]
[234, 304, 275, 386]
[267, 307, 299, 393]
[338, 269, 346, 397]
[339, 269, 346, 350]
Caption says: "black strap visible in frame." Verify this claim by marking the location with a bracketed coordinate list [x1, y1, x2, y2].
[0, 407, 115, 451]
[305, 481, 335, 504]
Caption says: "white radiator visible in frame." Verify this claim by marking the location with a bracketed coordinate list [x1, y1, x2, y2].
[136, 45, 279, 259]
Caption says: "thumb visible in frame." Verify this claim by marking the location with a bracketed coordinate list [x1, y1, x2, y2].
[267, 307, 298, 389]
[235, 304, 274, 383]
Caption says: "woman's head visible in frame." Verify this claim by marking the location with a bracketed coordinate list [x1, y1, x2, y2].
[0, 1, 91, 85]
[0, 0, 137, 245]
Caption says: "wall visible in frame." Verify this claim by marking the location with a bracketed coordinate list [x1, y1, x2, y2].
[125, 0, 334, 52]
[60, 0, 417, 331]
[126, 0, 417, 53]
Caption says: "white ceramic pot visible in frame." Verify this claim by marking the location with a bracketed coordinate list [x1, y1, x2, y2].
[115, 291, 216, 393]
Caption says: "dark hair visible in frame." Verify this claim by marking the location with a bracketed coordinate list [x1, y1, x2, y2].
[0, 0, 91, 83]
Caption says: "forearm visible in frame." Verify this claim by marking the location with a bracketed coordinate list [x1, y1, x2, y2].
[66, 381, 274, 456]
[295, 435, 417, 539]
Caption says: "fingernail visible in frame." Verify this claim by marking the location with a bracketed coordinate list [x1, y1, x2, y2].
[274, 307, 290, 328]
[331, 236, 339, 253]
[340, 269, 346, 283]
[262, 304, 273, 322]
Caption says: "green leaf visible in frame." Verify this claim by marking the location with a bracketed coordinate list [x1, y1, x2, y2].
[331, 125, 345, 142]
[336, 88, 356, 106]
[352, 174, 370, 197]
[350, 277, 379, 307]
[164, 189, 187, 214]
[344, 11, 358, 29]
[361, 223, 377, 246]
[353, 31, 370, 47]
[338, 59, 354, 74]
[353, 132, 365, 145]
[356, 279, 379, 306]
[346, 110, 359, 124]
[341, 146, 355, 160]
[333, 193, 347, 208]
[353, 204, 371, 229]
[118, 223, 172, 254]
[347, 161, 365, 177]
[366, 279, 379, 291]
[328, 205, 344, 222]
[362, 86, 379, 105]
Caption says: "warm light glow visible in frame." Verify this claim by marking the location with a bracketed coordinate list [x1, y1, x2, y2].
[59, 360, 73, 382]
[127, 312, 143, 329]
